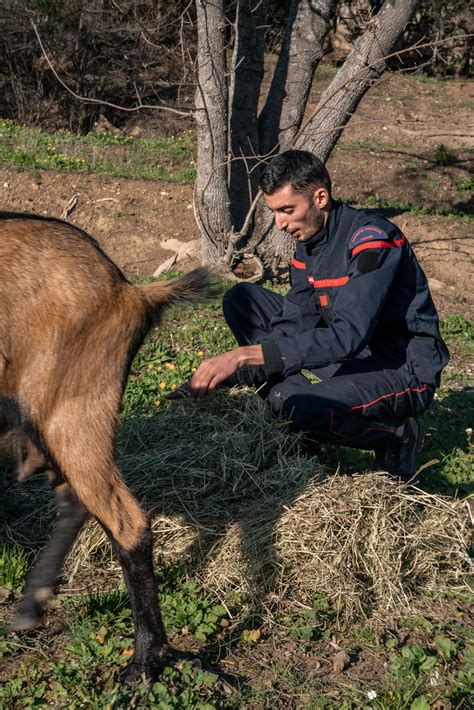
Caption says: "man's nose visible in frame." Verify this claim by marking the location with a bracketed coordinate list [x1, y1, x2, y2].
[275, 213, 288, 231]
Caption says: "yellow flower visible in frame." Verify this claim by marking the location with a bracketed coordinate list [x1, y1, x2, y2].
[147, 363, 154, 369]
[191, 367, 197, 373]
[197, 351, 204, 357]
[154, 399, 161, 406]
[159, 382, 166, 389]
[157, 366, 162, 372]
[171, 384, 176, 390]
[166, 362, 175, 370]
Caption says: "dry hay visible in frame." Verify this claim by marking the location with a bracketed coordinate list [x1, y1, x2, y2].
[66, 391, 472, 621]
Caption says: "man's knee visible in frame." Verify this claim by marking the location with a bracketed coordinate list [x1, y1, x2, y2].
[266, 381, 327, 432]
[222, 282, 260, 321]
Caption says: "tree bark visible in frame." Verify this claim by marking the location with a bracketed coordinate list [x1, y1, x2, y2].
[296, 0, 419, 160]
[228, 0, 267, 232]
[258, 0, 336, 156]
[257, 0, 420, 272]
[194, 0, 232, 264]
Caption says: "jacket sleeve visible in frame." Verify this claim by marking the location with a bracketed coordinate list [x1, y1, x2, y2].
[262, 233, 405, 377]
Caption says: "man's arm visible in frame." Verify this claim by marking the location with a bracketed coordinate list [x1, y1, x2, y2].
[262, 232, 406, 377]
[189, 345, 264, 399]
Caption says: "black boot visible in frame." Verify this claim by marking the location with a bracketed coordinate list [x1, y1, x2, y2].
[383, 417, 425, 481]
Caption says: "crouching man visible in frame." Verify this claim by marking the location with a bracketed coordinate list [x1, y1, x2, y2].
[184, 150, 449, 479]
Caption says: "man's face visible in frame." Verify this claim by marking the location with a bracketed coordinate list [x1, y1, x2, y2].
[263, 183, 330, 242]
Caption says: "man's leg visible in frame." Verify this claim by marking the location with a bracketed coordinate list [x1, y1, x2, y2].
[266, 360, 433, 479]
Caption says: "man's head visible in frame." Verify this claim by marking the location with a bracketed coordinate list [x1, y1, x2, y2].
[259, 150, 332, 242]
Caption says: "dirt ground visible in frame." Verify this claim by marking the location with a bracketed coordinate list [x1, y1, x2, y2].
[1, 72, 473, 319]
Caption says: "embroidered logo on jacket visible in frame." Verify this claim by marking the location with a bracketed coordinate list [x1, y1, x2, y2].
[350, 225, 389, 247]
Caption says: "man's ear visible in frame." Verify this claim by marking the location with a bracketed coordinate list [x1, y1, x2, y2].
[312, 187, 330, 209]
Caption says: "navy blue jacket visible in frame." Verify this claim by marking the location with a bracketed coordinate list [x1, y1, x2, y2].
[261, 200, 449, 386]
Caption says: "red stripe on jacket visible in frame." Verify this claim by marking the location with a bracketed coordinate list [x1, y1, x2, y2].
[308, 275, 349, 288]
[351, 234, 406, 256]
[291, 258, 306, 269]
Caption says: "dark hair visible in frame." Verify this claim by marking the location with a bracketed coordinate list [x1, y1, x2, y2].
[259, 150, 332, 197]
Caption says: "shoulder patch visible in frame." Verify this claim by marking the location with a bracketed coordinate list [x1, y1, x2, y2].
[350, 225, 389, 248]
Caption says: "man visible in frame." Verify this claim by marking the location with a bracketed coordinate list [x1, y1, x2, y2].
[184, 150, 449, 479]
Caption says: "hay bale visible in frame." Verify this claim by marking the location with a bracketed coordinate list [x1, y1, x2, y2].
[66, 391, 471, 620]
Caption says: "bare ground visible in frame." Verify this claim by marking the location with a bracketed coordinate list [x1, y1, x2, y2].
[1, 72, 473, 323]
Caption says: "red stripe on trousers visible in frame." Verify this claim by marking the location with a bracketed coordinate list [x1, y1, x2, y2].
[345, 383, 429, 412]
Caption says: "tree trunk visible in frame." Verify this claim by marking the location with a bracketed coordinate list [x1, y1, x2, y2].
[258, 0, 336, 156]
[194, 0, 232, 264]
[228, 0, 267, 232]
[257, 0, 419, 272]
[194, 0, 420, 278]
[296, 0, 419, 160]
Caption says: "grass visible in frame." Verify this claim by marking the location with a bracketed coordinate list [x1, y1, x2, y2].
[0, 118, 196, 182]
[0, 116, 472, 704]
[0, 288, 472, 708]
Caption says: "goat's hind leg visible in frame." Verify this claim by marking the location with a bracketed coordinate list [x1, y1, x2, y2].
[12, 475, 89, 630]
[44, 416, 169, 681]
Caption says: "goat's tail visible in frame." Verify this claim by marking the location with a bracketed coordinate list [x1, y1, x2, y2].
[139, 267, 221, 313]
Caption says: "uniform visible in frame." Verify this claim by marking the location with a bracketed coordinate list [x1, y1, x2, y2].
[223, 200, 449, 450]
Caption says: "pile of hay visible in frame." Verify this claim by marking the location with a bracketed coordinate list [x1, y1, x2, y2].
[67, 391, 471, 620]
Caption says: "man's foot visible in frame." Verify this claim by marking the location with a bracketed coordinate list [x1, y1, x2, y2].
[376, 417, 425, 481]
[373, 449, 386, 470]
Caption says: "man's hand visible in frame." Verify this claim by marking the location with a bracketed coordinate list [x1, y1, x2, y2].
[190, 345, 264, 399]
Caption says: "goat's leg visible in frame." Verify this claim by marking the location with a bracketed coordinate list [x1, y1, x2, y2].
[43, 412, 169, 681]
[12, 479, 89, 630]
[110, 528, 169, 683]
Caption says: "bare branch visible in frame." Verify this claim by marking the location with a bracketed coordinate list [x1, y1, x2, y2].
[31, 21, 191, 117]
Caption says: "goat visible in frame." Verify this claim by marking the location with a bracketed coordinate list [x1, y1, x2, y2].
[0, 212, 216, 682]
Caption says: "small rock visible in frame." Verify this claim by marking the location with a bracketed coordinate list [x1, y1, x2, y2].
[0, 586, 11, 603]
[428, 278, 454, 292]
[93, 114, 121, 135]
[153, 254, 177, 277]
[332, 650, 351, 673]
[128, 125, 143, 138]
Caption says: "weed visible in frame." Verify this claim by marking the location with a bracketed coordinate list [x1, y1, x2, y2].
[434, 143, 454, 166]
[0, 665, 48, 708]
[157, 571, 227, 641]
[440, 313, 473, 344]
[457, 176, 474, 191]
[0, 543, 29, 591]
[390, 644, 438, 678]
[282, 593, 337, 642]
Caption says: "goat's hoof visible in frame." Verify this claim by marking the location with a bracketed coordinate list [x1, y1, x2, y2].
[10, 611, 43, 632]
[120, 648, 170, 685]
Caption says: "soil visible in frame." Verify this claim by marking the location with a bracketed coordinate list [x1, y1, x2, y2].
[1, 72, 473, 323]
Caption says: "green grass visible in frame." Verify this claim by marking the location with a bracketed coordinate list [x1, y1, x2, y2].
[0, 544, 29, 592]
[123, 295, 473, 497]
[0, 118, 196, 182]
[340, 193, 474, 220]
[0, 285, 472, 708]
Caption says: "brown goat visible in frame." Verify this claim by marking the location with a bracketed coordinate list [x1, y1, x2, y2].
[0, 212, 216, 682]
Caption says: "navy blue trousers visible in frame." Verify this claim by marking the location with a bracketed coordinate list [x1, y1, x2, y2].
[223, 283, 434, 450]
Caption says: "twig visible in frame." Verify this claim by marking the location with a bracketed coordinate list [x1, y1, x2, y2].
[31, 21, 191, 117]
[60, 194, 79, 220]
